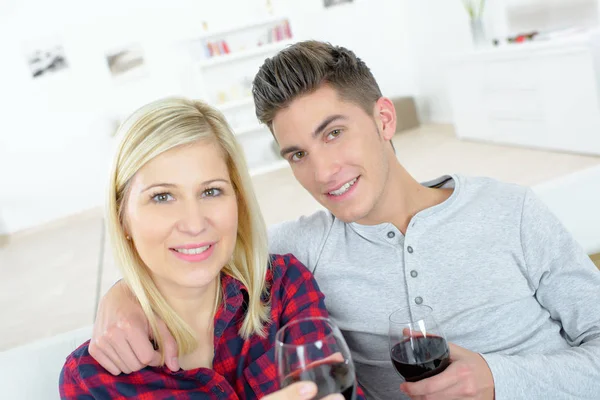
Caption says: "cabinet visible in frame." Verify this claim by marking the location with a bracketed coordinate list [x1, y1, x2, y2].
[447, 31, 600, 155]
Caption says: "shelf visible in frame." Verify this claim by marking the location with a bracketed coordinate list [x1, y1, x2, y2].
[448, 33, 591, 62]
[234, 124, 266, 137]
[198, 39, 294, 69]
[249, 159, 288, 177]
[199, 16, 288, 41]
[216, 97, 254, 112]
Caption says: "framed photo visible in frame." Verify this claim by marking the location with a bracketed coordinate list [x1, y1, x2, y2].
[324, 0, 354, 8]
[25, 44, 69, 79]
[105, 44, 146, 81]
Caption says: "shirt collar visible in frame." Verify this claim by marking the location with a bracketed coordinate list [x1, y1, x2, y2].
[348, 174, 460, 239]
[218, 272, 247, 318]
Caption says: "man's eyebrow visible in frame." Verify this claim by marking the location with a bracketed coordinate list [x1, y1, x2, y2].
[279, 114, 347, 158]
[280, 145, 301, 158]
[312, 114, 347, 139]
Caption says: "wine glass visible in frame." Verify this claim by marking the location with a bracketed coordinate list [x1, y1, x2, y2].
[389, 305, 450, 382]
[275, 317, 357, 400]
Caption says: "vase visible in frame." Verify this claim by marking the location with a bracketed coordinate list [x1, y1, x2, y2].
[470, 18, 487, 48]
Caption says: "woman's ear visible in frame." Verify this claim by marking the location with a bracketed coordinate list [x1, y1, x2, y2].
[122, 220, 131, 241]
[375, 97, 397, 141]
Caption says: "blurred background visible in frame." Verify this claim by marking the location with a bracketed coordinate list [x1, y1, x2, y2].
[1, 0, 600, 368]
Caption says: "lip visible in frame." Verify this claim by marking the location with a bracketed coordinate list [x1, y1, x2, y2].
[169, 242, 215, 262]
[171, 242, 213, 250]
[324, 177, 359, 194]
[324, 176, 360, 201]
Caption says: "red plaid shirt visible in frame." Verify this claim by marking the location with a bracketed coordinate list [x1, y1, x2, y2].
[60, 254, 366, 399]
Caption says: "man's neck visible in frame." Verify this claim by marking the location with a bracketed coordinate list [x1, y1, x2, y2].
[359, 162, 452, 234]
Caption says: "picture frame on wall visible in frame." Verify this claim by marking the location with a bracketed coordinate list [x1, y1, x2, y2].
[324, 0, 354, 8]
[105, 44, 147, 83]
[25, 43, 69, 79]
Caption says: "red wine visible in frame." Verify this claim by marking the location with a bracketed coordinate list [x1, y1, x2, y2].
[282, 362, 356, 400]
[390, 336, 450, 382]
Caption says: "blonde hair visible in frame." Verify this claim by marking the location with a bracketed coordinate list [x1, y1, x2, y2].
[106, 97, 270, 361]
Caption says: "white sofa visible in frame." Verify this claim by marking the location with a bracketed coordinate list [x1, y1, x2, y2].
[532, 165, 600, 255]
[2, 166, 600, 399]
[0, 326, 91, 400]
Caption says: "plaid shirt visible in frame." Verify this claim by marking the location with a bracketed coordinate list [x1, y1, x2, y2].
[60, 254, 366, 399]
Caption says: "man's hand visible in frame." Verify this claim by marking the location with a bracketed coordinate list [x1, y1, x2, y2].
[400, 342, 495, 400]
[89, 280, 179, 375]
[262, 382, 344, 400]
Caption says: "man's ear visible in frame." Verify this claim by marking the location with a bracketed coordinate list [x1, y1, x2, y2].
[375, 97, 397, 141]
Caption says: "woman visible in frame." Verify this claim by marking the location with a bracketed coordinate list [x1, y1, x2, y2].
[59, 98, 361, 399]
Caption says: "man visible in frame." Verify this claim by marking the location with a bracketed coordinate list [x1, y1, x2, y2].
[90, 41, 600, 399]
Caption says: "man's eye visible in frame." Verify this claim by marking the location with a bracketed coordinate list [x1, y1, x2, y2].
[152, 193, 173, 203]
[291, 151, 306, 162]
[327, 129, 341, 140]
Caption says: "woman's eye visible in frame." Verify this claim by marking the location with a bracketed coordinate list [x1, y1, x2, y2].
[203, 188, 222, 197]
[152, 193, 173, 203]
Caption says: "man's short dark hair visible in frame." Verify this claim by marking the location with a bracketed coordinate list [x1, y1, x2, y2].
[252, 40, 383, 131]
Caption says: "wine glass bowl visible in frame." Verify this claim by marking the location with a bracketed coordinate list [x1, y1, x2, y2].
[389, 305, 450, 382]
[276, 317, 357, 400]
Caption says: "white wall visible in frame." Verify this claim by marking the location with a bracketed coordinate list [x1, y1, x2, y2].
[0, 2, 157, 233]
[0, 0, 274, 234]
[274, 0, 418, 98]
[505, 0, 598, 35]
[0, 0, 417, 234]
[404, 0, 491, 124]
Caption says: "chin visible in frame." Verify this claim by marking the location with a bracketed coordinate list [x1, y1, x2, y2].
[174, 277, 216, 291]
[179, 268, 222, 288]
[333, 199, 372, 222]
[330, 208, 365, 224]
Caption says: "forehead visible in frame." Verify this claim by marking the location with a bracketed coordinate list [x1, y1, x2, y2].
[135, 140, 228, 183]
[272, 86, 366, 143]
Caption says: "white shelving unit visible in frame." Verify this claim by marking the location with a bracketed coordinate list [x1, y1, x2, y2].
[196, 15, 290, 43]
[186, 16, 293, 176]
[198, 39, 294, 69]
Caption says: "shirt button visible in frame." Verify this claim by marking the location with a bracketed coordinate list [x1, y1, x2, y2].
[407, 246, 414, 253]
[410, 270, 418, 278]
[387, 231, 395, 238]
[415, 296, 423, 305]
[215, 328, 223, 336]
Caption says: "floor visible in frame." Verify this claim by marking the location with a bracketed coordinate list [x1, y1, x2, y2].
[2, 124, 600, 352]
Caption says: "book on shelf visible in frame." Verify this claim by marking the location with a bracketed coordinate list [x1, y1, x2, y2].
[204, 18, 292, 60]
